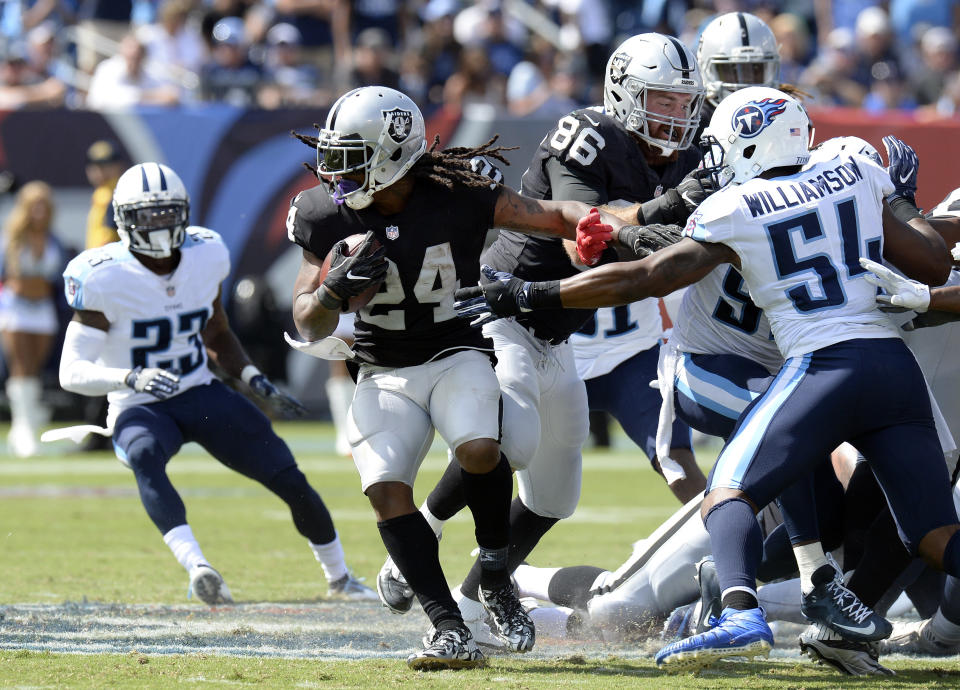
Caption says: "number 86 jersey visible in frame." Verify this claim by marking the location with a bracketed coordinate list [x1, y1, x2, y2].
[62, 228, 229, 409]
[684, 152, 899, 360]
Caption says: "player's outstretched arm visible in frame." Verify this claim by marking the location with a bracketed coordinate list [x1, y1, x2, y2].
[204, 291, 307, 417]
[880, 202, 951, 287]
[492, 186, 625, 241]
[292, 248, 344, 342]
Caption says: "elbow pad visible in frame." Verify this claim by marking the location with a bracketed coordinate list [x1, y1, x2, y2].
[60, 321, 130, 395]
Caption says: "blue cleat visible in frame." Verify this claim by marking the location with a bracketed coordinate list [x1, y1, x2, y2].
[655, 607, 773, 673]
[800, 556, 891, 642]
[694, 558, 722, 635]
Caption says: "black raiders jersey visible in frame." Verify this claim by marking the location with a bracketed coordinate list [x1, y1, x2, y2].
[484, 107, 702, 342]
[288, 181, 500, 368]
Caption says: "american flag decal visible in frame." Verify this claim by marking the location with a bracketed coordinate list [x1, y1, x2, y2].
[789, 127, 802, 136]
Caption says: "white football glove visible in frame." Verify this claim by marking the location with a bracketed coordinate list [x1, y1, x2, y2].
[125, 367, 180, 399]
[859, 257, 930, 312]
[951, 242, 960, 263]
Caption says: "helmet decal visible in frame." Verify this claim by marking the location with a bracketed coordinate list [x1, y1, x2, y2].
[732, 97, 787, 139]
[608, 52, 632, 85]
[382, 107, 413, 144]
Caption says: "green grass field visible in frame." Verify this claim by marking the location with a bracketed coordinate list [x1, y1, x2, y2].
[2, 421, 960, 687]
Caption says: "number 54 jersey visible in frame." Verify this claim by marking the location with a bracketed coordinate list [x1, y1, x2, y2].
[684, 152, 898, 360]
[62, 228, 229, 411]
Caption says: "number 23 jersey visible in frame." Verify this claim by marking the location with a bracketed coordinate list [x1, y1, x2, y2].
[288, 181, 499, 368]
[62, 228, 229, 409]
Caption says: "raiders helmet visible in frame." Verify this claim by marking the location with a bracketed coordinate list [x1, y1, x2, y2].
[697, 13, 781, 107]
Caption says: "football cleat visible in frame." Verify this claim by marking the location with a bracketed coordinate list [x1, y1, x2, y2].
[407, 625, 487, 671]
[376, 556, 415, 613]
[454, 586, 507, 649]
[694, 557, 722, 635]
[799, 623, 894, 676]
[480, 583, 536, 653]
[662, 602, 696, 641]
[800, 557, 891, 642]
[327, 572, 378, 601]
[879, 618, 960, 656]
[655, 607, 773, 673]
[188, 564, 233, 605]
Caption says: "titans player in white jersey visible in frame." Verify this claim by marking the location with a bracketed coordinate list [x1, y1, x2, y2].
[453, 86, 960, 672]
[57, 162, 375, 605]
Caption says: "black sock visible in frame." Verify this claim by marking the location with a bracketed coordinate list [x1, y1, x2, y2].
[846, 507, 913, 608]
[546, 566, 607, 609]
[757, 523, 797, 582]
[721, 590, 758, 610]
[425, 458, 467, 521]
[461, 453, 512, 591]
[461, 497, 559, 601]
[378, 512, 461, 631]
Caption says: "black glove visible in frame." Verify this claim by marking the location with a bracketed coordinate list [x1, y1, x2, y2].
[248, 374, 308, 418]
[454, 265, 561, 327]
[125, 366, 180, 400]
[903, 310, 960, 331]
[618, 223, 685, 258]
[882, 135, 918, 203]
[319, 230, 388, 310]
[637, 168, 717, 226]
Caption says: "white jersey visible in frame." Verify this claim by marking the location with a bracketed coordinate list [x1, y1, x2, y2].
[570, 299, 662, 380]
[63, 227, 230, 414]
[684, 153, 898, 360]
[671, 265, 783, 373]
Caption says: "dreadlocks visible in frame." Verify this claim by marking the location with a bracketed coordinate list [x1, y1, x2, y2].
[408, 135, 515, 190]
[291, 127, 517, 189]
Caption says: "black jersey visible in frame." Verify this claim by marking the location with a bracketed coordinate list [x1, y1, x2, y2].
[484, 107, 702, 343]
[288, 181, 500, 368]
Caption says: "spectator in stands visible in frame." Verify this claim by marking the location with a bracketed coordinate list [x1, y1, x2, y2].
[862, 58, 916, 113]
[889, 0, 960, 48]
[770, 12, 811, 86]
[199, 16, 261, 106]
[348, 27, 399, 90]
[257, 21, 325, 107]
[272, 0, 348, 87]
[417, 0, 460, 109]
[85, 32, 180, 108]
[924, 71, 960, 119]
[443, 43, 505, 112]
[851, 6, 902, 90]
[505, 59, 576, 118]
[910, 27, 958, 107]
[137, 0, 207, 83]
[0, 181, 67, 457]
[801, 27, 867, 106]
[75, 0, 133, 73]
[0, 30, 67, 108]
[343, 0, 403, 46]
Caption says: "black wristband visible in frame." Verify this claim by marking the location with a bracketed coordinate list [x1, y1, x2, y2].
[888, 195, 922, 224]
[529, 280, 563, 310]
[317, 285, 344, 310]
[635, 205, 646, 226]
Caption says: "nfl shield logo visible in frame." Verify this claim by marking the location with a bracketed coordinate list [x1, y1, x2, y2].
[386, 225, 399, 240]
[166, 286, 176, 297]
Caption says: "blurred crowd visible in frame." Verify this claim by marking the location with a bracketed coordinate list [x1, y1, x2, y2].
[1, 0, 960, 116]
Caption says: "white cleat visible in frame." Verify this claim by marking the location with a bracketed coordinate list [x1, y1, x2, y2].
[453, 585, 506, 649]
[327, 572, 378, 601]
[188, 564, 233, 605]
[880, 618, 960, 657]
[407, 625, 486, 670]
[799, 623, 894, 675]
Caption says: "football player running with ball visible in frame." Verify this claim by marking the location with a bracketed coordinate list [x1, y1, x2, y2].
[455, 86, 960, 673]
[57, 163, 376, 606]
[287, 85, 624, 670]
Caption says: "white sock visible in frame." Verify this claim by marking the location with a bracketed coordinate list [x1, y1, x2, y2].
[513, 564, 561, 602]
[163, 524, 208, 572]
[325, 376, 355, 456]
[930, 609, 960, 644]
[527, 605, 573, 639]
[757, 577, 806, 624]
[420, 503, 445, 539]
[310, 532, 348, 582]
[793, 541, 829, 594]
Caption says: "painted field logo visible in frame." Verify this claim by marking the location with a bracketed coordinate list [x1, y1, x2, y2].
[731, 98, 788, 139]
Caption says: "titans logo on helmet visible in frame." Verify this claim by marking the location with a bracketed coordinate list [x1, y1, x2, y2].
[382, 108, 413, 143]
[731, 98, 788, 139]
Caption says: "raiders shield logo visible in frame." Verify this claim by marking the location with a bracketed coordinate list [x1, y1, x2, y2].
[386, 225, 399, 240]
[609, 52, 632, 85]
[382, 108, 413, 143]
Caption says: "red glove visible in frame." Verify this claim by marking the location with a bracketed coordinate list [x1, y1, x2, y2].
[576, 208, 613, 266]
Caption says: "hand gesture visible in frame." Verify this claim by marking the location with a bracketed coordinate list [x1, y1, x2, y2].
[576, 208, 613, 266]
[860, 257, 930, 312]
[882, 135, 919, 203]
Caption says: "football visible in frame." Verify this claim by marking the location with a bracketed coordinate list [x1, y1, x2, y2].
[320, 233, 384, 313]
